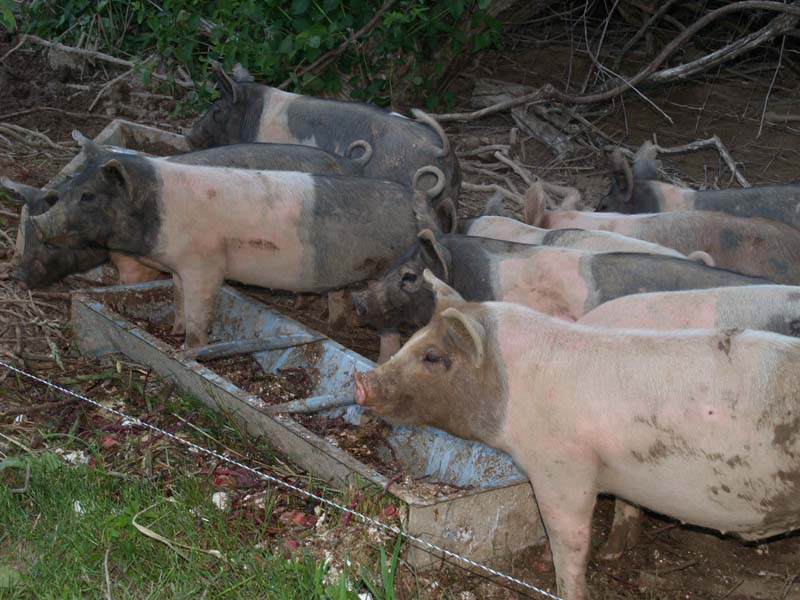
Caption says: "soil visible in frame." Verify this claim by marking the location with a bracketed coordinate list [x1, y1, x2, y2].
[3, 16, 800, 599]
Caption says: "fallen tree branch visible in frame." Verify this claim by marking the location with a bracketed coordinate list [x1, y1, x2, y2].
[433, 1, 800, 122]
[650, 135, 749, 187]
[646, 4, 800, 85]
[6, 35, 193, 88]
[278, 0, 399, 89]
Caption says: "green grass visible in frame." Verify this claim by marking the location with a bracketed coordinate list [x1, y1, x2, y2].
[0, 453, 388, 599]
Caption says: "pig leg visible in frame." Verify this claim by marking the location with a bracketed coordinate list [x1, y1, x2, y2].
[528, 463, 597, 600]
[378, 331, 403, 364]
[327, 290, 350, 328]
[171, 273, 185, 336]
[597, 499, 642, 560]
[178, 266, 224, 348]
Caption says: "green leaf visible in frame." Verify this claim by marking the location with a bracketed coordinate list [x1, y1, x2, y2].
[291, 0, 310, 15]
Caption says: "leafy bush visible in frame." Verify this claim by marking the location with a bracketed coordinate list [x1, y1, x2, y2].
[21, 0, 500, 107]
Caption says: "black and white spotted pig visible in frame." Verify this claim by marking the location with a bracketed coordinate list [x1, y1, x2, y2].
[351, 230, 769, 361]
[600, 144, 800, 229]
[7, 134, 374, 289]
[185, 62, 461, 206]
[29, 143, 450, 347]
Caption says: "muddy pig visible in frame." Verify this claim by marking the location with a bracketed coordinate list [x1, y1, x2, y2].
[29, 145, 450, 347]
[524, 182, 800, 284]
[351, 230, 768, 361]
[460, 214, 715, 263]
[186, 62, 461, 206]
[8, 133, 375, 289]
[600, 144, 800, 229]
[355, 270, 800, 599]
[578, 283, 800, 560]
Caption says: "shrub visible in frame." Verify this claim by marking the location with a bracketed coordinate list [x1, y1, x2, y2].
[20, 0, 500, 107]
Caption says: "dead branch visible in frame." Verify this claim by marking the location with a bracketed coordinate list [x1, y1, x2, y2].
[7, 35, 193, 88]
[278, 0, 399, 90]
[764, 111, 800, 123]
[433, 1, 800, 122]
[461, 182, 522, 203]
[89, 67, 135, 112]
[646, 4, 800, 85]
[611, 0, 683, 72]
[650, 136, 750, 188]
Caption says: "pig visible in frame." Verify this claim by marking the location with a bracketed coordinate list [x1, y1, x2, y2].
[7, 134, 375, 289]
[185, 62, 461, 207]
[524, 183, 800, 284]
[578, 284, 800, 559]
[460, 214, 715, 264]
[351, 230, 769, 361]
[600, 144, 800, 229]
[28, 144, 451, 347]
[354, 270, 800, 599]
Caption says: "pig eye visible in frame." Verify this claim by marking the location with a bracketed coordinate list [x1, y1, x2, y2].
[402, 272, 418, 283]
[423, 349, 441, 364]
[80, 192, 96, 204]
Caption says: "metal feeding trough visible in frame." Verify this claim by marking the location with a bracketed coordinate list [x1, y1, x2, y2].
[64, 121, 544, 567]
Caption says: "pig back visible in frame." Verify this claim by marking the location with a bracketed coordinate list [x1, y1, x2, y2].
[167, 143, 362, 175]
[284, 97, 461, 202]
[582, 252, 771, 311]
[297, 175, 428, 290]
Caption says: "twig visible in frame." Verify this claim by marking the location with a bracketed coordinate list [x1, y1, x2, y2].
[0, 36, 29, 64]
[758, 34, 786, 138]
[11, 34, 193, 88]
[279, 0, 399, 89]
[650, 136, 749, 187]
[494, 151, 535, 186]
[764, 111, 800, 123]
[89, 67, 134, 112]
[612, 0, 682, 72]
[104, 549, 113, 600]
[781, 574, 799, 600]
[460, 182, 522, 203]
[457, 144, 511, 158]
[718, 579, 742, 600]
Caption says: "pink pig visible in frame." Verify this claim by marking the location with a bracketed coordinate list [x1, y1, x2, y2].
[355, 270, 800, 599]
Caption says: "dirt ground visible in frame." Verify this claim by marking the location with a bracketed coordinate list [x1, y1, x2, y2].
[2, 13, 800, 599]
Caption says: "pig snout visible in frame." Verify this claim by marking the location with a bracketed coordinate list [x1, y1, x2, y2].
[352, 292, 369, 319]
[351, 288, 382, 323]
[353, 372, 370, 407]
[184, 128, 206, 150]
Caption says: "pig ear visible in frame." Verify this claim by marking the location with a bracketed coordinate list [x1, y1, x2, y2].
[436, 197, 457, 234]
[423, 268, 464, 312]
[418, 229, 451, 282]
[632, 141, 661, 181]
[72, 130, 102, 162]
[608, 148, 633, 205]
[101, 159, 134, 199]
[211, 60, 240, 104]
[523, 181, 547, 226]
[0, 177, 41, 205]
[441, 307, 485, 368]
[232, 63, 255, 83]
